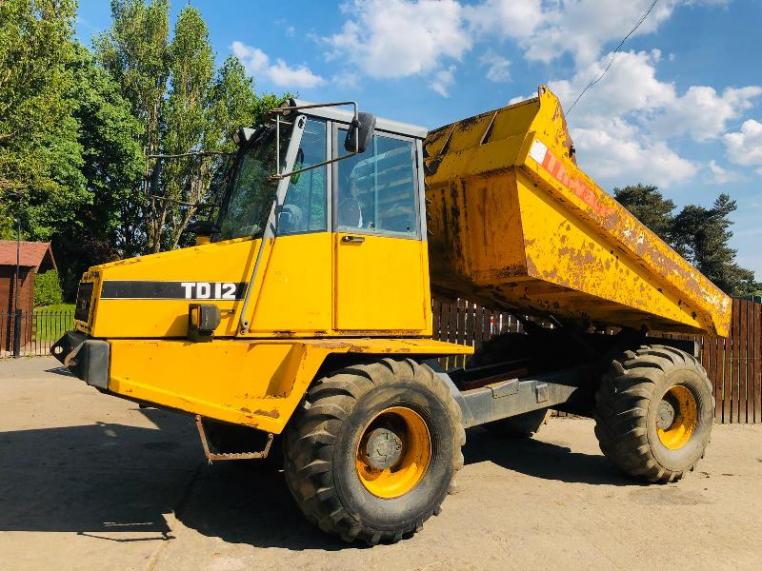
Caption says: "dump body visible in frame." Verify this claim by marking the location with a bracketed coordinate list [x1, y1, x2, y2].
[424, 86, 731, 337]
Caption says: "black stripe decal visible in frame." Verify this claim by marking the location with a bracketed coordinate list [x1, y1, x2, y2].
[101, 281, 246, 300]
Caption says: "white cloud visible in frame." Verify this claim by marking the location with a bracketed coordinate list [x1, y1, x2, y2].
[508, 93, 531, 105]
[325, 0, 470, 79]
[233, 42, 268, 73]
[465, 0, 676, 66]
[465, 1, 730, 66]
[550, 49, 675, 118]
[652, 85, 762, 141]
[724, 119, 762, 167]
[430, 66, 456, 97]
[464, 0, 545, 40]
[267, 60, 324, 89]
[708, 160, 741, 184]
[571, 118, 697, 188]
[480, 50, 511, 82]
[538, 47, 761, 187]
[231, 41, 324, 89]
[545, 50, 689, 186]
[331, 71, 360, 90]
[319, 0, 739, 111]
[308, 0, 749, 189]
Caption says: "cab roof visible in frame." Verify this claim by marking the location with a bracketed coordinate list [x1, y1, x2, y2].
[292, 99, 428, 139]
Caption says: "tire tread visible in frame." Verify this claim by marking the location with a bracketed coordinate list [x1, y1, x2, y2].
[594, 345, 714, 483]
[284, 359, 463, 545]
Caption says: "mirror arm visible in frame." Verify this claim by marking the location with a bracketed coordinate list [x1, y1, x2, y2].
[269, 152, 358, 181]
[272, 101, 360, 179]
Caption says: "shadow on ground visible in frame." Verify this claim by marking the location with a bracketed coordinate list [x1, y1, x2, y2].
[464, 426, 633, 485]
[0, 411, 633, 550]
[175, 461, 350, 551]
[0, 408, 197, 539]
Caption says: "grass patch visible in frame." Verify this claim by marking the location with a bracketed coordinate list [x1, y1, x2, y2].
[34, 303, 75, 313]
[34, 304, 75, 342]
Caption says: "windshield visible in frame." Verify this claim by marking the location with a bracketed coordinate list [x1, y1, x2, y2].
[216, 117, 329, 241]
[217, 128, 280, 240]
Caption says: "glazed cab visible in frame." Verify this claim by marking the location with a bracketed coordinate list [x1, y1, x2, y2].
[65, 102, 434, 342]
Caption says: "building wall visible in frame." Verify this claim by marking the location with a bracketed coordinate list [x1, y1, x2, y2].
[0, 266, 34, 351]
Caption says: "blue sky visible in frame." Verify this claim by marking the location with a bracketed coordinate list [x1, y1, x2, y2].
[76, 0, 762, 278]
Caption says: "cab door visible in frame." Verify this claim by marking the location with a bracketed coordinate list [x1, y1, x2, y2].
[333, 130, 430, 333]
[247, 117, 334, 334]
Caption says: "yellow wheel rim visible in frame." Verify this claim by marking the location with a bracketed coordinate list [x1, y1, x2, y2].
[355, 406, 432, 499]
[656, 385, 698, 450]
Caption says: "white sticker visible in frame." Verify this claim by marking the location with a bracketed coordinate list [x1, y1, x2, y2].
[529, 140, 548, 165]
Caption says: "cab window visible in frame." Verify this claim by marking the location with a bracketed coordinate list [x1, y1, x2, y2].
[336, 131, 418, 237]
[278, 118, 328, 235]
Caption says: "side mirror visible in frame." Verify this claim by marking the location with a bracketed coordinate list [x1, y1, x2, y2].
[344, 112, 376, 154]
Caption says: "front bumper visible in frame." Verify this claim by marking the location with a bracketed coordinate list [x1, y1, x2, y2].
[51, 331, 110, 390]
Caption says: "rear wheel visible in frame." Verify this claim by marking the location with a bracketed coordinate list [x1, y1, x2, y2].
[283, 358, 464, 544]
[594, 344, 713, 483]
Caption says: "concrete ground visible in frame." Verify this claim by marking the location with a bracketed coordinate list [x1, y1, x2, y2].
[1, 358, 761, 571]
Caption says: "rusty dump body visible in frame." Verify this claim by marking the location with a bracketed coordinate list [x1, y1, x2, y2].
[424, 85, 732, 338]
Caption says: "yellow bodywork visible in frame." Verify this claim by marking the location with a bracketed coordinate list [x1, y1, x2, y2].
[78, 232, 431, 339]
[425, 85, 732, 337]
[108, 337, 470, 433]
[69, 85, 731, 435]
[76, 228, 465, 429]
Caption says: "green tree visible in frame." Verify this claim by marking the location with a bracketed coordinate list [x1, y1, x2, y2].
[54, 44, 145, 296]
[614, 184, 676, 242]
[156, 7, 216, 251]
[95, 0, 170, 253]
[96, 0, 287, 253]
[0, 0, 84, 240]
[33, 270, 63, 307]
[616, 185, 760, 297]
[95, 0, 169, 161]
[671, 194, 760, 297]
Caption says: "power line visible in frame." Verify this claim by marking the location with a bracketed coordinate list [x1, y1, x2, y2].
[567, 0, 660, 116]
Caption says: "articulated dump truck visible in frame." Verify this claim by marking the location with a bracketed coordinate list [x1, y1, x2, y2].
[54, 86, 731, 545]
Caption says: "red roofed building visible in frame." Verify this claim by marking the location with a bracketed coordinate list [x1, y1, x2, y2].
[0, 241, 58, 351]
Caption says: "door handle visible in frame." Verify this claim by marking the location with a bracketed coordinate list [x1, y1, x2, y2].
[341, 235, 365, 244]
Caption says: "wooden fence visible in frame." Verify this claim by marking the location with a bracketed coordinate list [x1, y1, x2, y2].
[702, 299, 761, 424]
[432, 298, 762, 424]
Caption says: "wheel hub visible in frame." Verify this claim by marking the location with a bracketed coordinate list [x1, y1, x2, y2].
[656, 399, 677, 430]
[362, 427, 404, 470]
[355, 406, 432, 499]
[656, 385, 699, 450]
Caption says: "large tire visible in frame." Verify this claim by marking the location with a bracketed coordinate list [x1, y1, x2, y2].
[594, 344, 714, 483]
[283, 358, 465, 544]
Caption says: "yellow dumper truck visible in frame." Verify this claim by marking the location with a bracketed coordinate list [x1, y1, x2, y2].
[53, 86, 731, 544]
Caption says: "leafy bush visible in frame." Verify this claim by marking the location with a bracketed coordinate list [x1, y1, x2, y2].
[33, 270, 63, 307]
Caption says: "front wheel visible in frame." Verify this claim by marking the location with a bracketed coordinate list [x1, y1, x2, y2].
[283, 358, 465, 544]
[594, 344, 714, 483]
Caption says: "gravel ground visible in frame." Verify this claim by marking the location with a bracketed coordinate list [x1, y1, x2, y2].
[1, 357, 761, 570]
